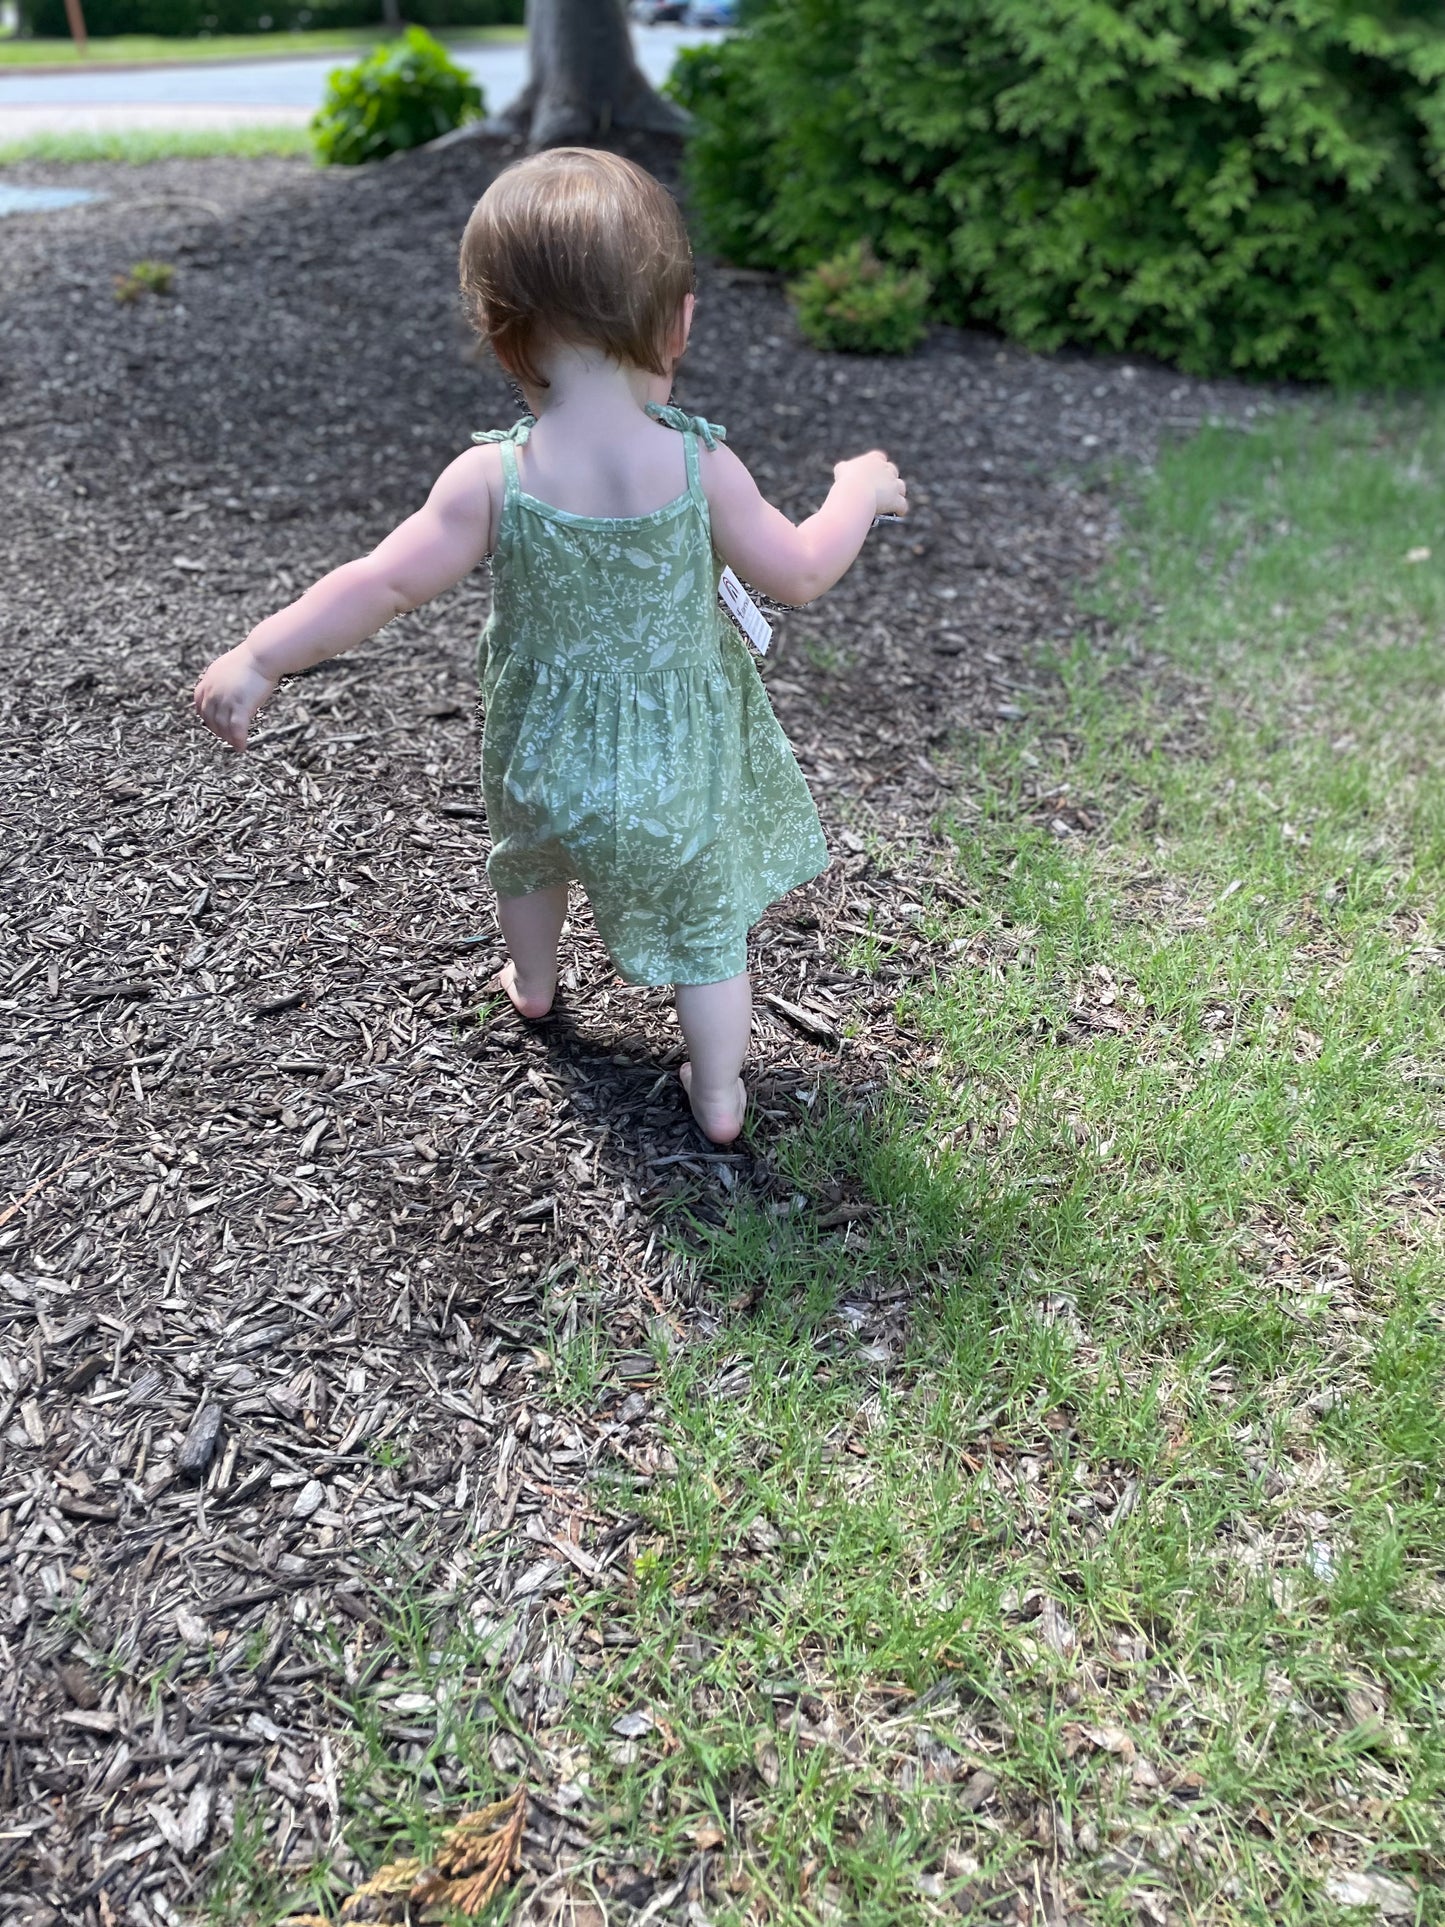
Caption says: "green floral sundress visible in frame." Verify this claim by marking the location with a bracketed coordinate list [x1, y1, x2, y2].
[473, 405, 828, 987]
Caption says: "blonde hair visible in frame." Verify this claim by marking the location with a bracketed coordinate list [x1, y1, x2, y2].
[459, 149, 694, 392]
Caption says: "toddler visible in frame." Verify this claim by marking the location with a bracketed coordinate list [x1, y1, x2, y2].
[193, 150, 907, 1143]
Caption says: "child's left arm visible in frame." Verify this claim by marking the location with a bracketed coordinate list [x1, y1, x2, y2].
[194, 445, 498, 751]
[700, 442, 905, 606]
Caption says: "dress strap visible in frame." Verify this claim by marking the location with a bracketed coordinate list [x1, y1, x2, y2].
[646, 401, 727, 451]
[682, 430, 709, 515]
[473, 417, 532, 510]
[471, 416, 535, 447]
[497, 438, 521, 506]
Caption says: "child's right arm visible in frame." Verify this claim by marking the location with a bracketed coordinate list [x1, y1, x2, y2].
[193, 445, 499, 751]
[701, 446, 907, 606]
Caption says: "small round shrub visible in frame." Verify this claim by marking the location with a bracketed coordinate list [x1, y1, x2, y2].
[790, 240, 930, 354]
[311, 27, 483, 167]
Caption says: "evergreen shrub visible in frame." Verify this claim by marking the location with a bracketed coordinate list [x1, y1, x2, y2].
[677, 0, 1445, 386]
[790, 240, 931, 353]
[667, 43, 775, 268]
[311, 26, 482, 165]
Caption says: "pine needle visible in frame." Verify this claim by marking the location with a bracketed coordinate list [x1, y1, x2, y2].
[338, 1856, 423, 1921]
[411, 1786, 528, 1917]
[291, 1786, 528, 1925]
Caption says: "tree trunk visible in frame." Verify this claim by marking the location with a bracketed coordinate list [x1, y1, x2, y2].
[61, 0, 88, 55]
[381, 0, 403, 31]
[496, 0, 692, 148]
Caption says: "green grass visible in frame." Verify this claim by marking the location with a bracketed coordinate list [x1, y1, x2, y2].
[0, 24, 522, 64]
[205, 398, 1445, 1923]
[0, 124, 311, 163]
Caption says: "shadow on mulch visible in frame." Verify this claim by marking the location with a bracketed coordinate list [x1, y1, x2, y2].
[0, 124, 1261, 1923]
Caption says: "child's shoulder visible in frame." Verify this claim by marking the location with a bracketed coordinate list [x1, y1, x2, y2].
[433, 438, 506, 506]
[461, 438, 507, 480]
[420, 440, 507, 556]
[694, 433, 751, 502]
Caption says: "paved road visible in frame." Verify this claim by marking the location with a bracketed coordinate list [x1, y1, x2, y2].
[0, 22, 719, 136]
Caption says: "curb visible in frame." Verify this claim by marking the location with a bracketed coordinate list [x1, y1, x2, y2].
[0, 30, 525, 80]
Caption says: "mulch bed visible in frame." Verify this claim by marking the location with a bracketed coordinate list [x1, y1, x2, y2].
[0, 131, 1258, 1924]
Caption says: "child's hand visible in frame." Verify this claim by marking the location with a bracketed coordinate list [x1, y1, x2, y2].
[834, 450, 908, 518]
[193, 645, 277, 752]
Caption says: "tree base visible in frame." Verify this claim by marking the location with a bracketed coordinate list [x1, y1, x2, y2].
[490, 76, 692, 150]
[480, 0, 695, 151]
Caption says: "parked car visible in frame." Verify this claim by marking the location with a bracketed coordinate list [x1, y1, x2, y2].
[630, 0, 690, 22]
[688, 0, 738, 21]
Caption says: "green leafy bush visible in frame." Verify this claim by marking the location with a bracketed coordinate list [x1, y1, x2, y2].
[311, 26, 483, 166]
[680, 0, 1445, 387]
[790, 239, 930, 354]
[28, 0, 520, 35]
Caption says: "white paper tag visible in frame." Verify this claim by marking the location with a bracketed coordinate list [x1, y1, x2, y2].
[718, 566, 773, 656]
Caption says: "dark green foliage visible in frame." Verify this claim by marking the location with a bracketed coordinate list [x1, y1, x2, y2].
[679, 0, 1445, 386]
[27, 0, 521, 38]
[790, 239, 931, 353]
[666, 43, 776, 268]
[311, 26, 482, 165]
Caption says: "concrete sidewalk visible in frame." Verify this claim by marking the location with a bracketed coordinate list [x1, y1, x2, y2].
[0, 101, 310, 136]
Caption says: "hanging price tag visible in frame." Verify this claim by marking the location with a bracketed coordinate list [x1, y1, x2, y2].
[718, 566, 773, 656]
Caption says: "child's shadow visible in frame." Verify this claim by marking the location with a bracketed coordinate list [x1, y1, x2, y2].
[479, 988, 800, 1225]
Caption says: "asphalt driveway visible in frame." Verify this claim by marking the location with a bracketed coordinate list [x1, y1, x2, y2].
[0, 22, 720, 136]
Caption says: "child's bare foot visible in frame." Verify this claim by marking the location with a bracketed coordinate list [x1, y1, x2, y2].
[680, 1062, 747, 1144]
[494, 961, 555, 1021]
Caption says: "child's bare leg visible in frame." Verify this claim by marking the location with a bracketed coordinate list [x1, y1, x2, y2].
[675, 973, 751, 1144]
[496, 885, 568, 1019]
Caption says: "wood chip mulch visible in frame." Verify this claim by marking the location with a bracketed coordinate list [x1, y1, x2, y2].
[0, 132, 1260, 1924]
